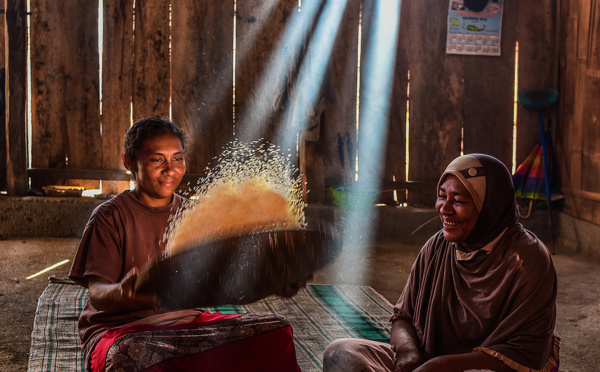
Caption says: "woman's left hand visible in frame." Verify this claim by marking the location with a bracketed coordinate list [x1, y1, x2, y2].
[276, 275, 312, 297]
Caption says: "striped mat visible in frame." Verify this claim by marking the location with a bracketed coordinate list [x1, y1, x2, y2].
[28, 282, 393, 372]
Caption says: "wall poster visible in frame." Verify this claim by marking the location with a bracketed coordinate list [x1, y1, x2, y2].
[446, 0, 504, 56]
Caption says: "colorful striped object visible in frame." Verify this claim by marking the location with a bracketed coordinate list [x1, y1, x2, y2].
[513, 144, 552, 200]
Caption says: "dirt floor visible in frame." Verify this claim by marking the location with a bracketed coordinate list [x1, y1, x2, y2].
[1, 237, 599, 371]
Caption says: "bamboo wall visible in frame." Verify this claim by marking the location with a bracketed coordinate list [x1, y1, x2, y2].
[4, 0, 584, 216]
[555, 0, 600, 225]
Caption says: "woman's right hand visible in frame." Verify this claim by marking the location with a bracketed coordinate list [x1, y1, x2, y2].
[88, 267, 160, 312]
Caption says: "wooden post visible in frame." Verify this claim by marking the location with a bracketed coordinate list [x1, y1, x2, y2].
[4, 0, 28, 196]
[101, 0, 135, 195]
[132, 0, 170, 119]
[0, 9, 6, 191]
[171, 0, 234, 175]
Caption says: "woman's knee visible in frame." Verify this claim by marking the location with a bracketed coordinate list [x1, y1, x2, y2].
[323, 338, 371, 372]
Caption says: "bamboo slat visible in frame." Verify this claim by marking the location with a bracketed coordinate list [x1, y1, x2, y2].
[556, 13, 580, 213]
[4, 0, 28, 195]
[382, 0, 410, 186]
[0, 12, 6, 191]
[514, 0, 558, 167]
[405, 0, 462, 205]
[568, 4, 586, 218]
[315, 0, 360, 199]
[591, 0, 600, 72]
[579, 0, 600, 224]
[171, 0, 234, 180]
[132, 0, 170, 119]
[101, 0, 135, 194]
[356, 0, 405, 206]
[460, 1, 516, 167]
[275, 0, 321, 170]
[235, 0, 299, 145]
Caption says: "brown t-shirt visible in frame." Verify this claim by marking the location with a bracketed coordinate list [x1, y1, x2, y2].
[69, 191, 185, 361]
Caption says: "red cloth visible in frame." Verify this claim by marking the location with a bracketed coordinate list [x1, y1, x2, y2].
[91, 312, 240, 372]
[91, 311, 300, 372]
[143, 325, 300, 372]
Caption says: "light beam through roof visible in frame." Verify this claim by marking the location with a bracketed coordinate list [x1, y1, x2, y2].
[335, 0, 402, 284]
[235, 0, 323, 143]
[274, 0, 348, 152]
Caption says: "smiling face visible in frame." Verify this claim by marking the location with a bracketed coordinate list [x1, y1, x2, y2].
[436, 175, 479, 243]
[124, 132, 186, 207]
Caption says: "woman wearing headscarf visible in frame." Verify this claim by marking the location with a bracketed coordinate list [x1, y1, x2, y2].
[323, 154, 559, 372]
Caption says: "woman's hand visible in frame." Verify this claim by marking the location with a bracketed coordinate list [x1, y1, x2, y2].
[276, 275, 312, 297]
[88, 267, 160, 312]
[391, 319, 426, 372]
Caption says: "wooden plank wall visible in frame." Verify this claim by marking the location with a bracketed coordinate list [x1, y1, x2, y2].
[556, 0, 600, 225]
[9, 0, 593, 221]
[515, 1, 559, 163]
[0, 9, 5, 191]
[29, 0, 101, 190]
[310, 0, 360, 202]
[101, 0, 135, 194]
[171, 1, 234, 180]
[4, 0, 28, 195]
[235, 0, 299, 146]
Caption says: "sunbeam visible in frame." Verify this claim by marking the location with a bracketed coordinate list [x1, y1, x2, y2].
[336, 0, 402, 284]
[275, 0, 348, 152]
[235, 0, 322, 143]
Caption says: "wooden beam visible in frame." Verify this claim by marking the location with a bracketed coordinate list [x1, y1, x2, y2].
[349, 180, 436, 193]
[4, 0, 27, 195]
[27, 169, 133, 182]
[562, 187, 600, 203]
[26, 169, 203, 187]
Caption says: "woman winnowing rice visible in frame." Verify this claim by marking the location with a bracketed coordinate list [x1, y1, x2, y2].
[69, 117, 303, 372]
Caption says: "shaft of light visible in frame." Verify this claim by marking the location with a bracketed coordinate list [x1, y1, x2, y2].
[276, 0, 348, 152]
[336, 0, 402, 285]
[236, 0, 323, 142]
[26, 259, 70, 280]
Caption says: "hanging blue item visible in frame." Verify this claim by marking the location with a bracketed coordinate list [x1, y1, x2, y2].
[517, 89, 558, 253]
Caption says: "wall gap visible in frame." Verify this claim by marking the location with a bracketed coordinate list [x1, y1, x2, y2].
[405, 69, 410, 181]
[26, 0, 32, 171]
[354, 4, 362, 182]
[168, 3, 172, 120]
[131, 0, 136, 127]
[98, 1, 103, 131]
[232, 0, 237, 135]
[512, 40, 519, 173]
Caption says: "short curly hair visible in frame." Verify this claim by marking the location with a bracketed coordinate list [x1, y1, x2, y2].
[123, 117, 186, 162]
